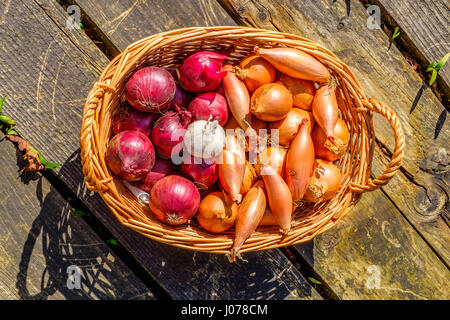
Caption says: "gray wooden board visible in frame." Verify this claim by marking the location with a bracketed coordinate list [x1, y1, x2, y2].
[0, 132, 155, 299]
[375, 0, 450, 98]
[0, 0, 320, 299]
[75, 0, 237, 52]
[218, 0, 450, 299]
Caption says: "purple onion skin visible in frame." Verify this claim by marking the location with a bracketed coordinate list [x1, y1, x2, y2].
[125, 66, 176, 112]
[171, 84, 193, 108]
[181, 156, 219, 189]
[188, 92, 229, 127]
[179, 51, 228, 93]
[151, 107, 192, 158]
[106, 130, 155, 181]
[133, 157, 179, 193]
[112, 106, 160, 136]
[149, 175, 201, 225]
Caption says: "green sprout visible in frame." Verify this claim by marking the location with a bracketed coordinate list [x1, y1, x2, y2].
[308, 277, 322, 285]
[392, 26, 400, 40]
[427, 52, 449, 86]
[107, 238, 120, 246]
[29, 145, 62, 170]
[0, 95, 18, 136]
[71, 209, 90, 217]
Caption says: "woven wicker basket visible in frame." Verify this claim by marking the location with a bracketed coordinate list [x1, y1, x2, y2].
[80, 26, 405, 255]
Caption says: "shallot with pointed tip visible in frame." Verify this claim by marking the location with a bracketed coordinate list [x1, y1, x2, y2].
[218, 133, 246, 203]
[312, 83, 339, 141]
[222, 64, 252, 132]
[254, 46, 330, 82]
[261, 165, 293, 235]
[285, 119, 315, 202]
[229, 180, 267, 262]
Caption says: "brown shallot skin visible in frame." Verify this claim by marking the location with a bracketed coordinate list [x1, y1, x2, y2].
[304, 160, 343, 203]
[277, 74, 316, 110]
[269, 108, 314, 147]
[285, 119, 315, 202]
[219, 133, 246, 203]
[235, 55, 277, 93]
[229, 180, 267, 262]
[222, 64, 252, 132]
[311, 118, 350, 161]
[258, 208, 277, 226]
[250, 83, 293, 122]
[261, 166, 293, 235]
[312, 83, 339, 140]
[254, 47, 330, 83]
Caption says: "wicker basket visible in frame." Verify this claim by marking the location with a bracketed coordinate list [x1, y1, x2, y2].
[80, 26, 405, 255]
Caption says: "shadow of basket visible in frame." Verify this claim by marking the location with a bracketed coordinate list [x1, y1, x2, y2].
[15, 171, 153, 300]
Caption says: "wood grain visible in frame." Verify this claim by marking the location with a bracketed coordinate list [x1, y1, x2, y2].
[218, 0, 450, 298]
[0, 0, 320, 299]
[295, 188, 450, 299]
[375, 0, 450, 99]
[0, 133, 154, 299]
[74, 0, 237, 51]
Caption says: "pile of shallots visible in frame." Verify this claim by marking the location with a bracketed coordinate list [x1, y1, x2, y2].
[105, 47, 349, 261]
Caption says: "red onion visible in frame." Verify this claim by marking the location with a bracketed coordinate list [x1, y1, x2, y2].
[216, 84, 225, 96]
[149, 175, 200, 225]
[133, 157, 178, 193]
[181, 156, 219, 189]
[106, 130, 155, 181]
[112, 104, 160, 136]
[188, 92, 229, 126]
[170, 84, 193, 108]
[151, 106, 192, 158]
[125, 66, 176, 112]
[179, 51, 228, 93]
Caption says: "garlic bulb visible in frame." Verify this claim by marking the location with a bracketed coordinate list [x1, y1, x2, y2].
[183, 117, 226, 161]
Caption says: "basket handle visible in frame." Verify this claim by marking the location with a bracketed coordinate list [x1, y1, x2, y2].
[80, 82, 115, 193]
[349, 98, 405, 193]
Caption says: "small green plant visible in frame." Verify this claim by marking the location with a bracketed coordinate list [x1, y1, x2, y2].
[1, 94, 61, 170]
[308, 277, 322, 285]
[427, 52, 450, 86]
[107, 238, 120, 246]
[392, 26, 400, 40]
[29, 145, 62, 170]
[0, 95, 18, 135]
[71, 209, 90, 217]
[79, 22, 85, 32]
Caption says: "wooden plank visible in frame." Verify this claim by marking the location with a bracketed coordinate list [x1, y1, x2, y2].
[218, 0, 450, 298]
[295, 189, 450, 299]
[374, 0, 450, 98]
[0, 133, 155, 299]
[75, 0, 237, 52]
[0, 0, 321, 299]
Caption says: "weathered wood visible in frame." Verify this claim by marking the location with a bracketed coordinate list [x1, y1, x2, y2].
[0, 133, 155, 299]
[0, 0, 320, 299]
[218, 0, 450, 298]
[374, 0, 450, 99]
[295, 188, 450, 300]
[74, 0, 237, 52]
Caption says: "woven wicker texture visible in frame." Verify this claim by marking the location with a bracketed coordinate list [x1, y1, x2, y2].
[80, 26, 405, 254]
